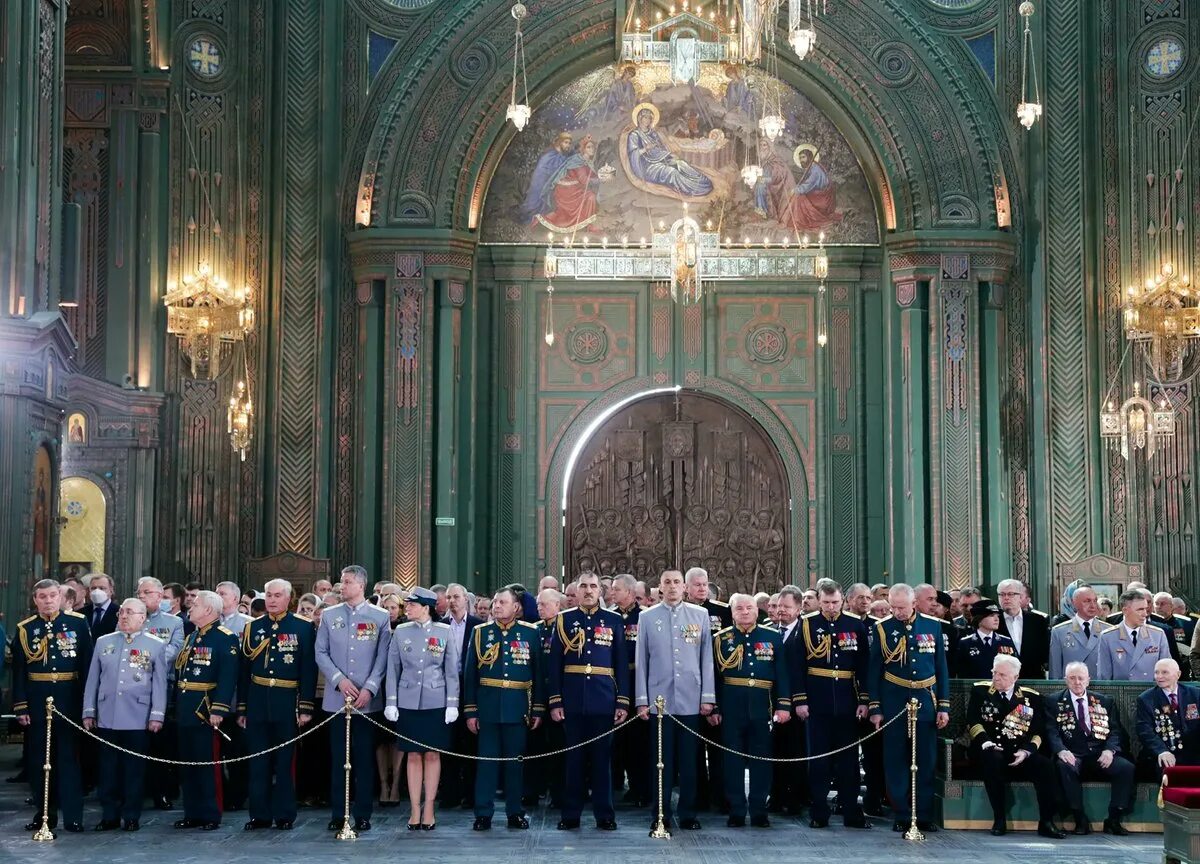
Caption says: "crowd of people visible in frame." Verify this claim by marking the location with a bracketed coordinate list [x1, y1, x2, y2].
[4, 567, 1199, 841]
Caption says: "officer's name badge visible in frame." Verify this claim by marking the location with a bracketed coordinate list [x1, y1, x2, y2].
[681, 624, 701, 643]
[753, 642, 774, 659]
[593, 626, 613, 646]
[915, 633, 936, 653]
[354, 622, 378, 641]
[836, 633, 857, 650]
[427, 637, 445, 656]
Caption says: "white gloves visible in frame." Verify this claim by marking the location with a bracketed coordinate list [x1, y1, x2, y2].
[445, 706, 459, 725]
[384, 706, 399, 723]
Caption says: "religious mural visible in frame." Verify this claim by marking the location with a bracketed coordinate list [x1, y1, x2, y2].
[482, 64, 878, 244]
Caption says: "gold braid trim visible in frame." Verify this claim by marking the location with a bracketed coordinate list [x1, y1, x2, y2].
[175, 632, 195, 673]
[556, 613, 585, 655]
[877, 621, 906, 665]
[242, 626, 270, 662]
[803, 618, 831, 662]
[475, 627, 500, 669]
[19, 624, 48, 665]
[714, 634, 744, 672]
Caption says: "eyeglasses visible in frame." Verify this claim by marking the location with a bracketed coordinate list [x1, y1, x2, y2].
[998, 591, 1022, 598]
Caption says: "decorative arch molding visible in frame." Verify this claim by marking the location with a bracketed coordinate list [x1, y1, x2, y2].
[343, 0, 1018, 236]
[542, 378, 812, 584]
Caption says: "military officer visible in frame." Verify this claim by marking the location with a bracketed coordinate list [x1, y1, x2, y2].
[237, 578, 316, 830]
[711, 593, 790, 828]
[173, 590, 240, 830]
[83, 598, 167, 831]
[136, 576, 185, 810]
[868, 583, 948, 833]
[13, 578, 93, 834]
[685, 567, 730, 812]
[1045, 661, 1132, 836]
[794, 578, 870, 829]
[548, 571, 628, 831]
[1049, 586, 1110, 678]
[138, 577, 185, 663]
[215, 581, 253, 811]
[1136, 658, 1200, 776]
[383, 586, 460, 830]
[956, 600, 1017, 680]
[966, 654, 1065, 838]
[1097, 589, 1171, 681]
[610, 573, 648, 806]
[463, 587, 545, 831]
[635, 569, 716, 830]
[523, 587, 563, 806]
[315, 564, 391, 833]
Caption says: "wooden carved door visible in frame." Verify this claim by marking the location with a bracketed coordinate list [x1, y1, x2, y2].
[565, 391, 789, 595]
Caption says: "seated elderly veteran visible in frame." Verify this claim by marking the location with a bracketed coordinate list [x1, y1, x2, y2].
[956, 600, 1016, 680]
[966, 653, 1065, 838]
[1044, 661, 1132, 836]
[83, 598, 168, 832]
[710, 592, 790, 828]
[1136, 658, 1200, 778]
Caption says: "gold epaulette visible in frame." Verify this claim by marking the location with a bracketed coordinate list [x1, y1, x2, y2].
[217, 626, 235, 636]
[842, 611, 861, 620]
[759, 623, 780, 632]
[919, 613, 944, 624]
[64, 610, 86, 619]
[710, 600, 728, 608]
[715, 625, 734, 638]
[1052, 619, 1073, 630]
[800, 611, 819, 619]
[1018, 686, 1038, 695]
[17, 614, 37, 627]
[295, 614, 312, 623]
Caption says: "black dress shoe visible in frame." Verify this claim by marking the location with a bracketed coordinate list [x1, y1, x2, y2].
[122, 820, 140, 832]
[154, 796, 174, 810]
[726, 815, 746, 827]
[843, 818, 872, 829]
[809, 817, 829, 829]
[597, 819, 617, 831]
[750, 815, 771, 828]
[678, 818, 702, 830]
[1037, 821, 1065, 839]
[198, 821, 220, 831]
[327, 818, 343, 831]
[244, 819, 272, 830]
[275, 820, 293, 830]
[557, 819, 580, 830]
[917, 820, 939, 833]
[990, 821, 1007, 836]
[354, 818, 371, 832]
[1072, 811, 1091, 835]
[63, 822, 84, 833]
[1103, 816, 1129, 836]
[94, 819, 121, 831]
[473, 817, 492, 831]
[508, 814, 530, 829]
[174, 818, 197, 829]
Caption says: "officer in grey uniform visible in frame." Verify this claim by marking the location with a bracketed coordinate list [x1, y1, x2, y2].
[215, 581, 254, 811]
[83, 598, 168, 831]
[634, 569, 715, 831]
[139, 577, 185, 663]
[315, 565, 392, 832]
[1049, 585, 1111, 678]
[137, 576, 185, 808]
[1097, 589, 1171, 682]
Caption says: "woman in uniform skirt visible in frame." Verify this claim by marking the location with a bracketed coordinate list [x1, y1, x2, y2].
[384, 586, 461, 830]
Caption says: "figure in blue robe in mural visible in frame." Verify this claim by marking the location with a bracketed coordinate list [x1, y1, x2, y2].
[625, 107, 713, 198]
[722, 64, 755, 115]
[604, 64, 638, 117]
[521, 132, 575, 222]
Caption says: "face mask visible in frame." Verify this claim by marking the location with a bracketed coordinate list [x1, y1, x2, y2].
[159, 599, 173, 614]
[90, 588, 108, 606]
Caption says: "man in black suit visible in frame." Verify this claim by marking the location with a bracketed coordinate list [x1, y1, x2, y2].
[996, 579, 1049, 678]
[440, 582, 482, 808]
[80, 573, 119, 640]
[1044, 661, 1133, 835]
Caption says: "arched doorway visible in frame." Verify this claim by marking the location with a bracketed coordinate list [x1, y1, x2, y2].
[59, 476, 107, 577]
[565, 390, 789, 596]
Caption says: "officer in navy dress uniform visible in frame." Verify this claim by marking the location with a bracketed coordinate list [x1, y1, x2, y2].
[83, 598, 168, 831]
[173, 590, 240, 830]
[711, 594, 790, 828]
[524, 588, 563, 806]
[610, 574, 647, 806]
[965, 653, 1064, 838]
[686, 567, 730, 812]
[793, 579, 870, 829]
[463, 587, 545, 830]
[314, 565, 392, 833]
[238, 578, 316, 831]
[867, 583, 948, 833]
[548, 571, 629, 830]
[13, 578, 94, 834]
[956, 600, 1017, 680]
[1136, 658, 1200, 777]
[137, 576, 185, 810]
[383, 586, 460, 830]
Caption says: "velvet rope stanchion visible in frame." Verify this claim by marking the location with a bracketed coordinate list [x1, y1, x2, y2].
[904, 697, 924, 842]
[32, 696, 55, 842]
[650, 695, 671, 840]
[336, 696, 357, 841]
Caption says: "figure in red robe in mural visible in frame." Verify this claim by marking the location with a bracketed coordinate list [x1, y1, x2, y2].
[533, 136, 611, 234]
[783, 147, 843, 233]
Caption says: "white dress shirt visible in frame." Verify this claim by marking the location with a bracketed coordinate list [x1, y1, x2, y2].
[1005, 612, 1024, 653]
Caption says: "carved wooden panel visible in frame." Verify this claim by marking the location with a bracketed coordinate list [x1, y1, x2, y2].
[566, 391, 789, 595]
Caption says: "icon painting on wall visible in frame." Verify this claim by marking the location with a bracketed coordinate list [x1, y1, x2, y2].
[481, 64, 878, 244]
[67, 412, 87, 444]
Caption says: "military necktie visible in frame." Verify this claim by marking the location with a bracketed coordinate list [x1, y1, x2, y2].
[1132, 630, 1138, 648]
[1075, 696, 1088, 733]
[1170, 692, 1179, 713]
[1083, 621, 1091, 640]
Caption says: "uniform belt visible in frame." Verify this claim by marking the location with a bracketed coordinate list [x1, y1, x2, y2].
[28, 671, 77, 682]
[564, 664, 613, 677]
[178, 681, 217, 692]
[724, 677, 774, 689]
[808, 667, 854, 680]
[251, 674, 298, 689]
[883, 672, 936, 689]
[480, 679, 531, 690]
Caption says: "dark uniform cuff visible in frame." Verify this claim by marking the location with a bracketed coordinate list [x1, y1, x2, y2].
[298, 701, 314, 713]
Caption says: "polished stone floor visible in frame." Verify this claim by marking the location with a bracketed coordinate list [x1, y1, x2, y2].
[0, 748, 1164, 864]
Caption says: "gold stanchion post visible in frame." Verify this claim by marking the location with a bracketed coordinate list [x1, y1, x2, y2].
[650, 695, 671, 840]
[32, 696, 56, 842]
[904, 697, 924, 842]
[336, 696, 357, 841]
